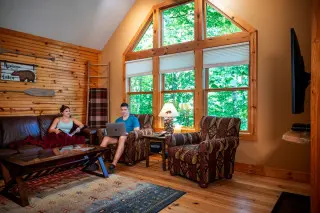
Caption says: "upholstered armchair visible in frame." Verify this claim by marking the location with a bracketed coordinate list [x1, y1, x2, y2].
[166, 116, 241, 188]
[97, 114, 153, 165]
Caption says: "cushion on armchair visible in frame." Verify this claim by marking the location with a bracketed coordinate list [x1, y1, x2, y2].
[169, 144, 199, 165]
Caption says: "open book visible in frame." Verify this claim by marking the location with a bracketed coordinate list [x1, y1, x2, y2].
[59, 128, 79, 137]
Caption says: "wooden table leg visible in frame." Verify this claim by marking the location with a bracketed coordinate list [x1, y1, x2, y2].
[162, 140, 166, 171]
[0, 162, 11, 185]
[146, 139, 150, 167]
[16, 176, 29, 207]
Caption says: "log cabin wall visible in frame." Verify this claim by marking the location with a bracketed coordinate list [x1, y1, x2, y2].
[0, 28, 101, 123]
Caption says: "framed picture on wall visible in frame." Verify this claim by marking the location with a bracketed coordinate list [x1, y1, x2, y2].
[0, 60, 37, 82]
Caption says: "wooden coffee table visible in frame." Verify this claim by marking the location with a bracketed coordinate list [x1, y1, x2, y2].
[143, 135, 167, 171]
[0, 145, 109, 207]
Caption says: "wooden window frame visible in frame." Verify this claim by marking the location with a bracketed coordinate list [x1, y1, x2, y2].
[123, 0, 257, 140]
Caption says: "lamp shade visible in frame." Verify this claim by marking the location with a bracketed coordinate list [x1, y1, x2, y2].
[158, 103, 179, 117]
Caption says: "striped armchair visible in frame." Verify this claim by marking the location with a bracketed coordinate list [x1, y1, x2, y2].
[166, 116, 240, 188]
[98, 114, 153, 165]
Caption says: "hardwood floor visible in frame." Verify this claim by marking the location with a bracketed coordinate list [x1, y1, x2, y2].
[116, 155, 310, 213]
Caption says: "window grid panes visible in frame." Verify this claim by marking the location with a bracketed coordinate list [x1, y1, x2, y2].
[206, 3, 242, 38]
[206, 65, 249, 131]
[162, 70, 195, 127]
[133, 22, 154, 52]
[162, 1, 195, 46]
[128, 75, 153, 114]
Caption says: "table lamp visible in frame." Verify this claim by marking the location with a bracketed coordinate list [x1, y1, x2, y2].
[158, 103, 179, 134]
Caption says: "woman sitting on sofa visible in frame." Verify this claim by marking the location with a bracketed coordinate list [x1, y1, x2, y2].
[45, 105, 86, 149]
[22, 105, 86, 153]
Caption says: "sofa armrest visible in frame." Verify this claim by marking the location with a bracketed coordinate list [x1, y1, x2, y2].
[80, 128, 97, 136]
[76, 127, 98, 145]
[165, 132, 201, 147]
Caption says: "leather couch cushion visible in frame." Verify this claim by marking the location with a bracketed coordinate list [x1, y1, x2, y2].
[38, 114, 58, 139]
[0, 116, 40, 148]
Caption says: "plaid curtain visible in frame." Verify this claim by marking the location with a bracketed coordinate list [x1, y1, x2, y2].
[88, 88, 108, 128]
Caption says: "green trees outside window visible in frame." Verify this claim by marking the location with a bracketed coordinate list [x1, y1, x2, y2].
[207, 65, 249, 130]
[163, 70, 195, 127]
[134, 22, 153, 52]
[206, 3, 242, 38]
[129, 75, 153, 114]
[162, 2, 195, 46]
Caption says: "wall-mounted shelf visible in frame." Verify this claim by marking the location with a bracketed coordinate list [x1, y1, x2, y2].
[282, 130, 310, 144]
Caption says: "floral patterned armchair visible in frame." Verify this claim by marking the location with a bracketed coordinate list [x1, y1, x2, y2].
[97, 114, 153, 165]
[166, 116, 240, 188]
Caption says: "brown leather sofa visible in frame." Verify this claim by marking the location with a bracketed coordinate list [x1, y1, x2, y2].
[0, 115, 96, 158]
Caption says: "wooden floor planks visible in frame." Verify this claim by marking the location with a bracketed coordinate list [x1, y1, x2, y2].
[115, 155, 310, 213]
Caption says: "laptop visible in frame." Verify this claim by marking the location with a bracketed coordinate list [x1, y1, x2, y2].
[104, 123, 126, 137]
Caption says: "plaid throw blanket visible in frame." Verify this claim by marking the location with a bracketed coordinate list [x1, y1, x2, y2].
[88, 88, 108, 128]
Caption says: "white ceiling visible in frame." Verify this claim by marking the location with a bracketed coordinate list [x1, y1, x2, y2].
[0, 0, 135, 50]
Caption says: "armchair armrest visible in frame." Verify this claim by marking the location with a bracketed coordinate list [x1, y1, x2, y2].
[127, 128, 153, 141]
[166, 132, 201, 147]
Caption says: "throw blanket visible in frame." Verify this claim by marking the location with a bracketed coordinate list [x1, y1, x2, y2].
[24, 133, 85, 149]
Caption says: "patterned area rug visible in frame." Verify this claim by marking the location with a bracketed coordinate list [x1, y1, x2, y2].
[0, 168, 185, 213]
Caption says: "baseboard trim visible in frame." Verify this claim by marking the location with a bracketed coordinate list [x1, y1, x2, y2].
[234, 162, 310, 183]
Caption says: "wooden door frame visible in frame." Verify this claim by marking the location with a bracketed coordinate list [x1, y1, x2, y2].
[311, 0, 320, 212]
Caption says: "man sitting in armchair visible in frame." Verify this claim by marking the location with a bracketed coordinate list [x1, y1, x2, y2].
[100, 102, 140, 173]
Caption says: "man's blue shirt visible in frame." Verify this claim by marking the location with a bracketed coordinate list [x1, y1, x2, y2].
[115, 115, 140, 133]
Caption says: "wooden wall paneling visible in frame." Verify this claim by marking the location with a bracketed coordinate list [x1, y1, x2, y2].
[311, 0, 320, 211]
[0, 29, 100, 122]
[194, 50, 203, 131]
[152, 56, 160, 128]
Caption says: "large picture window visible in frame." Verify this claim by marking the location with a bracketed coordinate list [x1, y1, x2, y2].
[124, 0, 257, 139]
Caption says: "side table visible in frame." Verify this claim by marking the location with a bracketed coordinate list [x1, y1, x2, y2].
[143, 135, 167, 171]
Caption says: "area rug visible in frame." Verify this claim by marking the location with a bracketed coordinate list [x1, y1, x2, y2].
[0, 168, 185, 213]
[272, 192, 310, 213]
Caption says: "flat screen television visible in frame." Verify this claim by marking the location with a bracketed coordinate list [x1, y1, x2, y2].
[291, 28, 311, 114]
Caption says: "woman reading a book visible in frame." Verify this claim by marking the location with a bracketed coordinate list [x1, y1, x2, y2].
[44, 105, 86, 149]
[49, 105, 84, 135]
[22, 105, 86, 154]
